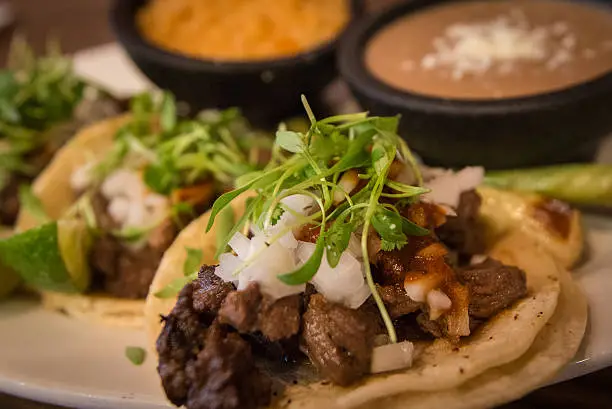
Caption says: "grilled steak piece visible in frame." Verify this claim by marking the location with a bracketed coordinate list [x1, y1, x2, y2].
[157, 283, 207, 407]
[186, 322, 271, 409]
[193, 265, 235, 317]
[219, 282, 301, 341]
[0, 176, 22, 226]
[258, 294, 302, 341]
[218, 283, 262, 333]
[89, 193, 178, 299]
[437, 190, 487, 255]
[301, 294, 377, 386]
[458, 258, 527, 319]
[378, 283, 421, 318]
[416, 312, 444, 338]
[157, 280, 271, 409]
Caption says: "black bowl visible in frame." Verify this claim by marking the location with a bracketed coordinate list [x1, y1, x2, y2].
[338, 0, 612, 169]
[110, 0, 356, 127]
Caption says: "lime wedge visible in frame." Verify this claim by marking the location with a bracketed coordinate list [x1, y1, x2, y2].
[0, 220, 92, 293]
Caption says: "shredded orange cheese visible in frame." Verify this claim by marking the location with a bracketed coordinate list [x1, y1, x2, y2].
[137, 0, 349, 61]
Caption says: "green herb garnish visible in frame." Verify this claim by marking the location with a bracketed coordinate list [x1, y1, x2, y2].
[154, 270, 199, 299]
[92, 93, 269, 196]
[206, 96, 428, 343]
[0, 37, 89, 181]
[125, 346, 147, 366]
[183, 247, 203, 276]
[18, 184, 50, 224]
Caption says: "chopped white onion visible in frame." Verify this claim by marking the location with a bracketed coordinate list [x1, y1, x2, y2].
[297, 241, 370, 309]
[371, 341, 415, 374]
[70, 162, 96, 191]
[216, 253, 241, 283]
[347, 233, 363, 259]
[99, 169, 170, 231]
[228, 232, 251, 260]
[257, 194, 315, 250]
[404, 281, 428, 303]
[107, 196, 130, 224]
[101, 169, 144, 200]
[470, 254, 488, 265]
[427, 289, 453, 320]
[239, 239, 304, 299]
[281, 194, 315, 214]
[218, 231, 304, 299]
[216, 193, 373, 306]
[423, 166, 484, 208]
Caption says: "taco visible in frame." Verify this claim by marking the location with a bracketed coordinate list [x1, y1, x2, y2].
[0, 38, 123, 227]
[145, 105, 587, 409]
[0, 92, 269, 327]
[0, 38, 123, 298]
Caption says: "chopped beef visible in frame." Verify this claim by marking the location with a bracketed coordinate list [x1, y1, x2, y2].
[375, 234, 438, 285]
[0, 175, 23, 226]
[185, 322, 272, 409]
[157, 283, 208, 406]
[394, 314, 434, 342]
[192, 265, 234, 318]
[91, 235, 166, 298]
[218, 283, 262, 333]
[148, 218, 177, 251]
[301, 294, 377, 386]
[257, 294, 302, 341]
[90, 192, 118, 230]
[401, 201, 447, 229]
[245, 332, 302, 363]
[416, 312, 444, 338]
[158, 281, 271, 409]
[219, 282, 301, 341]
[90, 235, 119, 281]
[88, 193, 178, 299]
[458, 258, 527, 319]
[437, 190, 487, 255]
[378, 283, 421, 318]
[375, 249, 410, 285]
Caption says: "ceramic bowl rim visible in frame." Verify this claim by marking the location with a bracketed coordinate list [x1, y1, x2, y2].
[337, 0, 612, 116]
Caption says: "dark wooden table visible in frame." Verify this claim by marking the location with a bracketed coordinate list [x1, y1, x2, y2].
[0, 0, 610, 408]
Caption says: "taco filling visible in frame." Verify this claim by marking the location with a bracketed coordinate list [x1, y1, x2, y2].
[0, 92, 269, 301]
[155, 105, 533, 409]
[0, 39, 123, 226]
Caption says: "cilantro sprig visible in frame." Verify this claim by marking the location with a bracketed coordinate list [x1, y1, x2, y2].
[0, 37, 89, 190]
[207, 96, 430, 343]
[92, 93, 269, 196]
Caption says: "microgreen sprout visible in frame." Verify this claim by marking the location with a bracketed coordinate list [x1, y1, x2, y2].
[207, 96, 428, 343]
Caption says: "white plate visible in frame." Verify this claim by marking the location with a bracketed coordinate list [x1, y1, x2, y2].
[0, 43, 610, 409]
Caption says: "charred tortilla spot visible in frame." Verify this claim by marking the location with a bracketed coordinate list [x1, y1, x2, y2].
[532, 198, 572, 240]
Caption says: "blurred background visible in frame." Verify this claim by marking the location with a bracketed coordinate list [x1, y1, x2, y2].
[0, 0, 610, 408]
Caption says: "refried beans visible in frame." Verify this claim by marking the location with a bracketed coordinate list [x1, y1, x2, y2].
[365, 0, 612, 99]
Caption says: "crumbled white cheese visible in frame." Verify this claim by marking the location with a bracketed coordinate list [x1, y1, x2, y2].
[420, 10, 581, 78]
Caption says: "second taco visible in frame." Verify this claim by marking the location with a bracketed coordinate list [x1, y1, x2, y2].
[0, 91, 270, 327]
